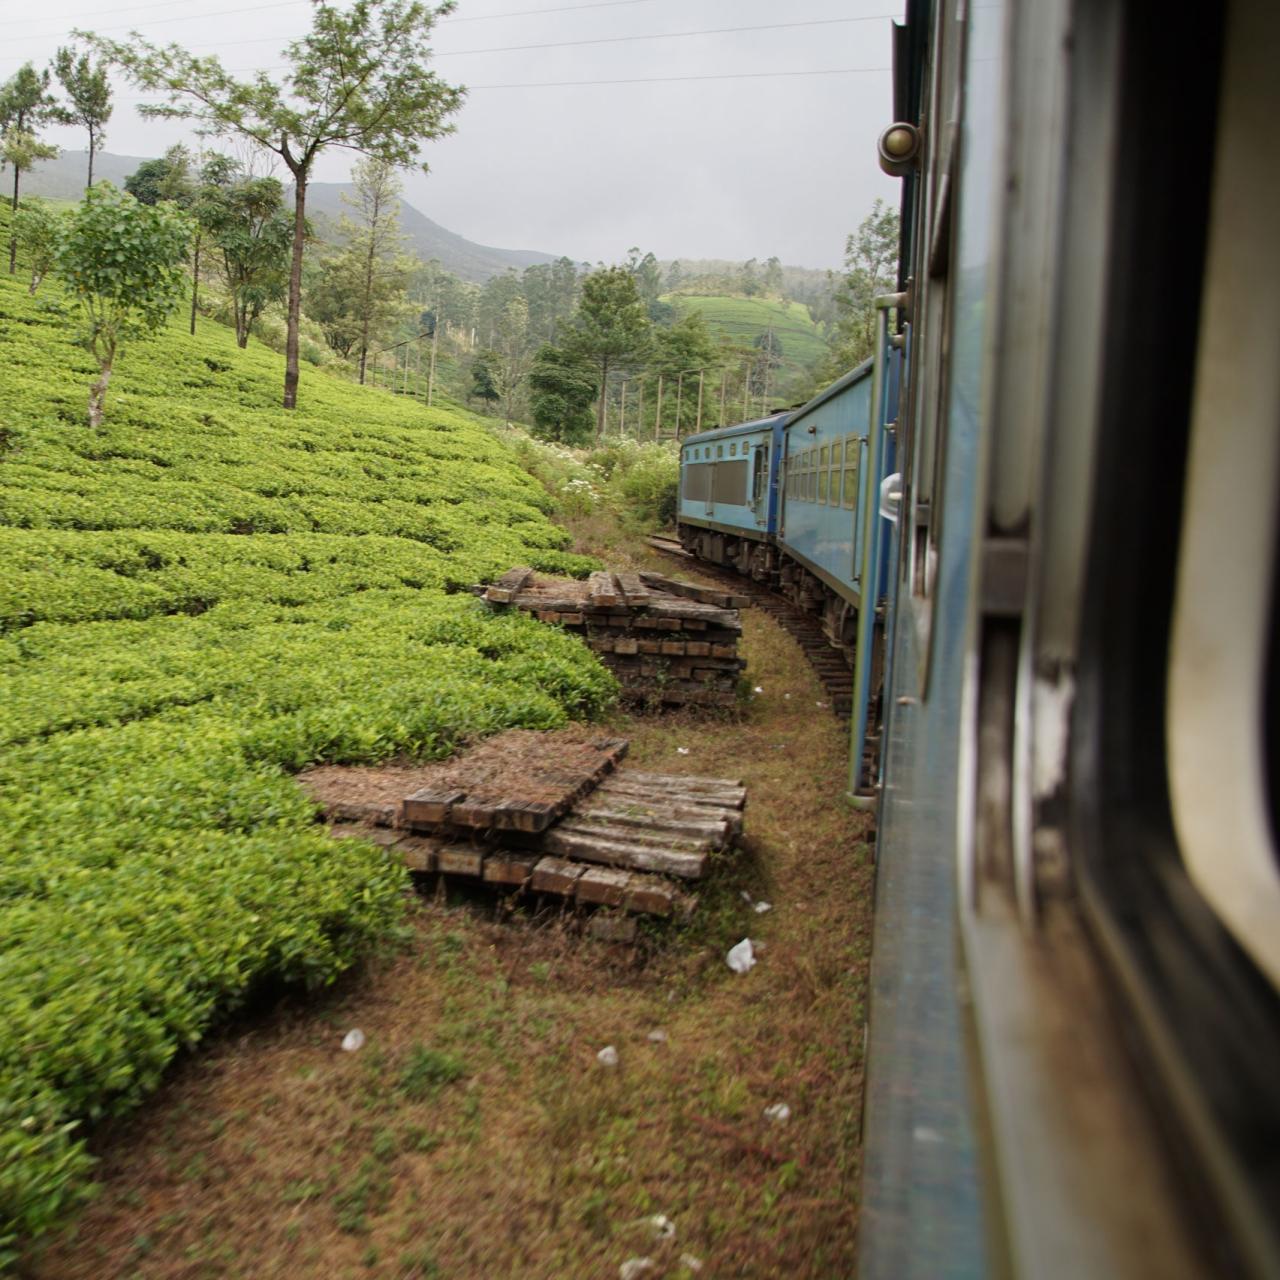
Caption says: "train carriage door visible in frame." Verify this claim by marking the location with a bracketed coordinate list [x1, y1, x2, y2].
[751, 441, 767, 525]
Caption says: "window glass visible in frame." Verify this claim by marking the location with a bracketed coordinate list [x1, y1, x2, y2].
[818, 471, 829, 503]
[717, 444, 724, 459]
[730, 442, 737, 456]
[843, 467, 857, 509]
[820, 445, 829, 468]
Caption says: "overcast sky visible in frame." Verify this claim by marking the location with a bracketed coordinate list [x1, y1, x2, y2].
[1, 0, 902, 269]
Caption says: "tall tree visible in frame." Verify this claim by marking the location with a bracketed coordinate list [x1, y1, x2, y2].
[528, 344, 597, 445]
[198, 169, 293, 348]
[0, 64, 65, 273]
[53, 47, 113, 190]
[491, 296, 533, 422]
[825, 199, 900, 374]
[566, 266, 651, 440]
[87, 1, 463, 410]
[341, 157, 414, 383]
[646, 311, 719, 434]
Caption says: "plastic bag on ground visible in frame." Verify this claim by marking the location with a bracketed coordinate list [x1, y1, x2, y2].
[726, 938, 756, 973]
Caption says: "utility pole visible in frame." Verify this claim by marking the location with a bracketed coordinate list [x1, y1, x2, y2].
[428, 316, 440, 407]
[695, 369, 705, 433]
[674, 373, 684, 438]
[637, 380, 645, 437]
[742, 360, 751, 420]
[654, 374, 664, 440]
[620, 379, 628, 436]
[719, 368, 728, 427]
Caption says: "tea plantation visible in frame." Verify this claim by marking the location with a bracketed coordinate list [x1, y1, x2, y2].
[0, 272, 614, 1260]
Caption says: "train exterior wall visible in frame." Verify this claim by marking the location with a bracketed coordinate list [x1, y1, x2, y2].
[677, 414, 787, 542]
[779, 363, 875, 608]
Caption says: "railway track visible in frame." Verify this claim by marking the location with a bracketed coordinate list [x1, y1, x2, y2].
[646, 536, 854, 719]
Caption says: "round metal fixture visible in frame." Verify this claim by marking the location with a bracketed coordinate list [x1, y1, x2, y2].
[877, 122, 922, 176]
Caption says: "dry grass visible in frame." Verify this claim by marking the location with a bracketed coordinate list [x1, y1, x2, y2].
[23, 547, 873, 1280]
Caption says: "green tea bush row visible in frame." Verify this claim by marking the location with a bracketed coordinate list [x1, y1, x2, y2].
[0, 272, 611, 1263]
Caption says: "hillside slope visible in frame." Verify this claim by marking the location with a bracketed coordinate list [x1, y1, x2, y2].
[0, 271, 610, 1256]
[667, 294, 829, 372]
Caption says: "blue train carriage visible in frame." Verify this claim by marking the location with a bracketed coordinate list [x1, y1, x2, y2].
[778, 358, 899, 790]
[675, 412, 788, 579]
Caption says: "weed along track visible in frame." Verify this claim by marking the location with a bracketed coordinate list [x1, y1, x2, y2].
[24, 560, 874, 1280]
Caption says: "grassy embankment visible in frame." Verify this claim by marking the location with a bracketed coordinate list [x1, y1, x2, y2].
[0, 268, 613, 1261]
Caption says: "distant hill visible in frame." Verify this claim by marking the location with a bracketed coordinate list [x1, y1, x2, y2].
[20, 150, 560, 283]
[303, 182, 559, 283]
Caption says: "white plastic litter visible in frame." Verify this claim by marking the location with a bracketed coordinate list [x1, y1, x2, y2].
[726, 938, 756, 974]
[597, 1045, 620, 1067]
[753, 685, 764, 694]
[676, 747, 690, 756]
[754, 901, 773, 914]
[620, 1259, 656, 1280]
[680, 1254, 705, 1273]
[649, 1214, 676, 1240]
[763, 1102, 792, 1123]
[341, 1029, 366, 1052]
[646, 1029, 669, 1043]
[740, 889, 754, 904]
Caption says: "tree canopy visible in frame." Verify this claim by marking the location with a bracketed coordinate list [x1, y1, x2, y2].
[53, 47, 113, 190]
[86, 0, 464, 409]
[566, 266, 652, 439]
[0, 64, 66, 273]
[55, 183, 193, 425]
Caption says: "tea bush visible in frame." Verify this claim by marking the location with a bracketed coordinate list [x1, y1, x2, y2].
[0, 272, 612, 1263]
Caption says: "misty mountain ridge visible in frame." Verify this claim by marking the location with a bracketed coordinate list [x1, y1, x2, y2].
[19, 150, 559, 284]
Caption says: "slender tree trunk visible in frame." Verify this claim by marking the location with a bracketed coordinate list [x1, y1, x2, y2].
[283, 169, 307, 410]
[86, 129, 95, 191]
[88, 360, 112, 427]
[189, 231, 201, 336]
[9, 165, 21, 274]
[595, 355, 609, 440]
[358, 202, 380, 384]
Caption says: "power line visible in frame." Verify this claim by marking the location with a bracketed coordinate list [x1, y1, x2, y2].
[468, 65, 889, 87]
[107, 64, 888, 100]
[444, 0, 669, 22]
[442, 15, 899, 56]
[3, 0, 308, 43]
[0, 0, 667, 29]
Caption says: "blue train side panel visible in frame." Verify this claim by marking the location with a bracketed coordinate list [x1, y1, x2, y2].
[678, 413, 787, 541]
[779, 362, 875, 606]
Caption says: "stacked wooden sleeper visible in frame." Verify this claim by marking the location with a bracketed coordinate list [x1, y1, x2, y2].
[315, 730, 747, 919]
[480, 568, 748, 709]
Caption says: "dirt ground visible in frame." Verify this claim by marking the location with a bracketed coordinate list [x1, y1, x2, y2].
[24, 551, 874, 1280]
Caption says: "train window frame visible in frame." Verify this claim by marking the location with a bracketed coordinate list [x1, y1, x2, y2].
[820, 445, 829, 468]
[818, 470, 829, 504]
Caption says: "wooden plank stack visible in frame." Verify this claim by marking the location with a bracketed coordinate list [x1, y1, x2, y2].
[306, 729, 747, 921]
[479, 567, 750, 710]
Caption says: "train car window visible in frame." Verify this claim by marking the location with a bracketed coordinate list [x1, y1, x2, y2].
[730, 442, 737, 456]
[843, 464, 858, 510]
[820, 445, 829, 468]
[717, 444, 724, 459]
[819, 471, 829, 504]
